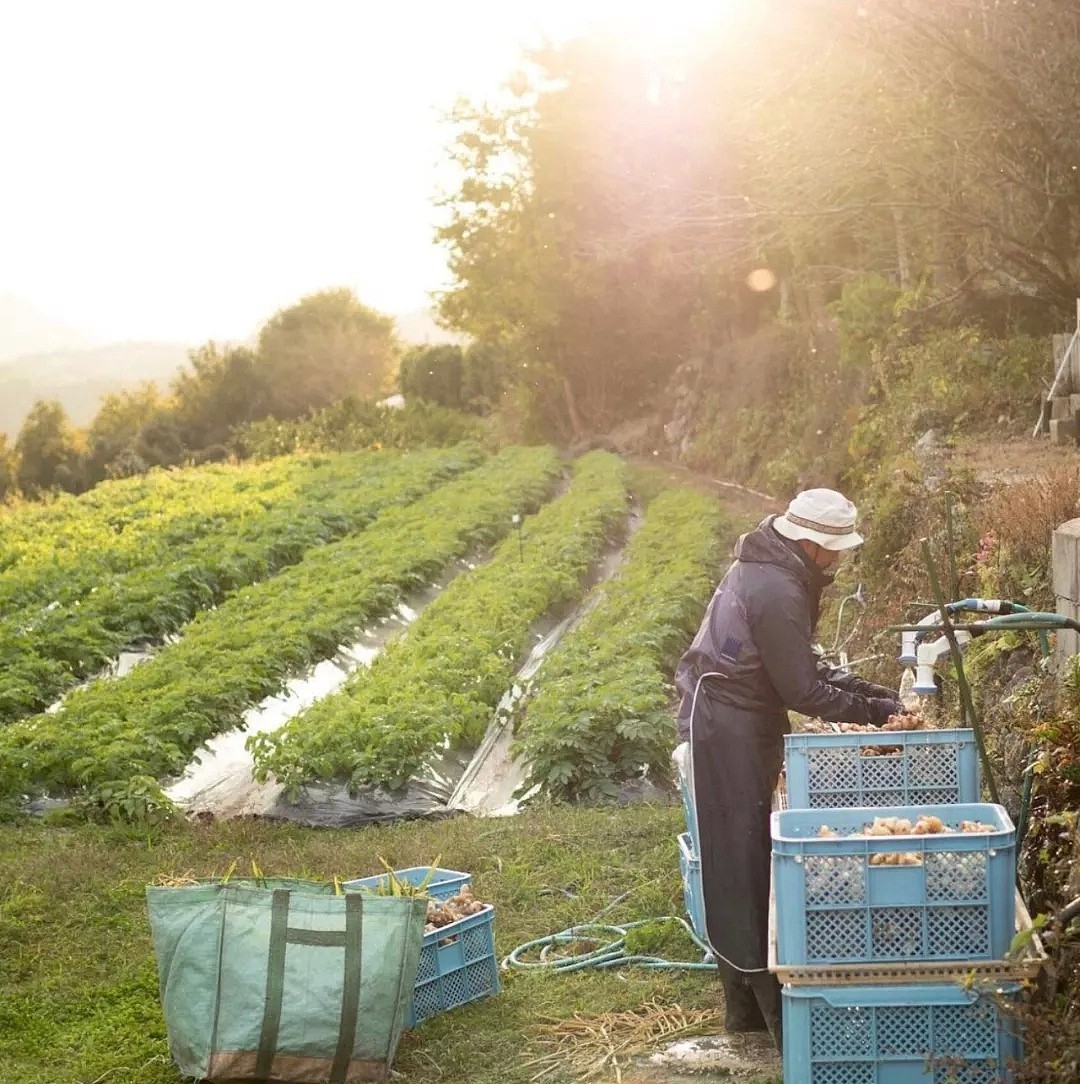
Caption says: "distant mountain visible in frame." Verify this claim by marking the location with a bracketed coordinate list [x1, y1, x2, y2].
[0, 301, 468, 439]
[0, 295, 95, 362]
[395, 307, 469, 346]
[0, 342, 190, 437]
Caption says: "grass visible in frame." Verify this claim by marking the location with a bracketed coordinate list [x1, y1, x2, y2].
[0, 802, 780, 1084]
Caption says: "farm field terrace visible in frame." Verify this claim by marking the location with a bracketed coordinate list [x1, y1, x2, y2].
[0, 445, 484, 719]
[0, 805, 781, 1084]
[0, 445, 560, 812]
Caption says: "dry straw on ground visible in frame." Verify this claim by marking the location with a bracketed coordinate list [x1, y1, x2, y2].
[521, 1000, 724, 1083]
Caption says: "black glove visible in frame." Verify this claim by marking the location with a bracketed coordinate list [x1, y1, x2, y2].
[868, 698, 901, 727]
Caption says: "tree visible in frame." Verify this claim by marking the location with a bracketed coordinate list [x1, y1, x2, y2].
[15, 400, 83, 495]
[256, 289, 400, 419]
[399, 344, 465, 409]
[83, 383, 165, 485]
[439, 36, 764, 438]
[171, 343, 263, 449]
[0, 433, 16, 500]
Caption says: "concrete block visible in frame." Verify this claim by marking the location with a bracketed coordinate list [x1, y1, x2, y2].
[1057, 596, 1080, 663]
[1052, 396, 1074, 421]
[1070, 393, 1080, 417]
[1053, 518, 1080, 603]
[1050, 417, 1078, 445]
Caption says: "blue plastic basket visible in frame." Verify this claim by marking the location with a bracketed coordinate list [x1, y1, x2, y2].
[784, 729, 981, 810]
[342, 866, 470, 901]
[673, 744, 701, 853]
[408, 905, 500, 1027]
[783, 982, 1021, 1083]
[772, 803, 1016, 967]
[678, 831, 707, 941]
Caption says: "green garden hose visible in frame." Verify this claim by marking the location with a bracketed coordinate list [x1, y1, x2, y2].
[503, 916, 718, 973]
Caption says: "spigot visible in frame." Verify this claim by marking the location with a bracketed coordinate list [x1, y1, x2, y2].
[900, 608, 944, 667]
[912, 630, 971, 695]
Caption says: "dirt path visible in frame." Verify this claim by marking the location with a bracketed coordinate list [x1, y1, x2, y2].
[626, 455, 783, 517]
[953, 430, 1079, 486]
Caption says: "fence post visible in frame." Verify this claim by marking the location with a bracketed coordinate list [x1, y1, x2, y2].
[1052, 517, 1080, 662]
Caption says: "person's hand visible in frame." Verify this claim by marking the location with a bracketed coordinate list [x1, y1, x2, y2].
[868, 698, 902, 727]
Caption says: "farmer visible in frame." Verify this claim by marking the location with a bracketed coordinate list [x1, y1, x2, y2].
[674, 488, 901, 1049]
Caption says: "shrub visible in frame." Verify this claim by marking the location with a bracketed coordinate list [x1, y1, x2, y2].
[232, 398, 481, 459]
[976, 466, 1080, 608]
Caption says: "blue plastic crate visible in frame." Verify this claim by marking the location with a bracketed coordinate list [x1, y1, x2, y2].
[785, 729, 981, 810]
[783, 981, 1021, 1083]
[673, 743, 701, 853]
[408, 904, 500, 1027]
[678, 831, 707, 941]
[342, 866, 470, 901]
[772, 803, 1016, 967]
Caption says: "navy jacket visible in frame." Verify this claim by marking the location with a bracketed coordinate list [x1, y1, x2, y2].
[675, 516, 897, 740]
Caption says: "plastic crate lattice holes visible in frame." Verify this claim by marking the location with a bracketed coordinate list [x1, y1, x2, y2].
[784, 983, 1020, 1084]
[772, 803, 1016, 966]
[784, 730, 980, 810]
[408, 905, 499, 1027]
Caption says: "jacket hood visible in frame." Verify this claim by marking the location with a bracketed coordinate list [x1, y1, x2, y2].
[734, 515, 834, 594]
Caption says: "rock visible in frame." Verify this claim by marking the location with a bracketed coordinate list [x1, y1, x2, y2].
[664, 415, 689, 447]
[1051, 396, 1074, 421]
[916, 429, 942, 449]
[604, 414, 664, 456]
[1051, 417, 1078, 445]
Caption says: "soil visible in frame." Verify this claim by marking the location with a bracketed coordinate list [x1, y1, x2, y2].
[953, 431, 1079, 487]
[625, 455, 784, 516]
[625, 1032, 782, 1082]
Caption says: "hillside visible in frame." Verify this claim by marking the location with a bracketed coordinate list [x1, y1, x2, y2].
[0, 306, 459, 440]
[0, 341, 191, 436]
[0, 295, 92, 362]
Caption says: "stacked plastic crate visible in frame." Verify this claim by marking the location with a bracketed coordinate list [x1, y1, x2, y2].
[672, 742, 709, 945]
[771, 727, 1043, 1084]
[344, 866, 500, 1027]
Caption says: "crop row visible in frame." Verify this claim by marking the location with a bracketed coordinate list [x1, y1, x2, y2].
[249, 450, 629, 795]
[0, 445, 485, 721]
[0, 446, 560, 809]
[512, 487, 730, 800]
[0, 454, 340, 611]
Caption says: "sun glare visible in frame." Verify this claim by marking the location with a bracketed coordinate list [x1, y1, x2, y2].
[578, 0, 754, 49]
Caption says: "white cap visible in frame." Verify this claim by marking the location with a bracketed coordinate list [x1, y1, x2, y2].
[773, 488, 864, 551]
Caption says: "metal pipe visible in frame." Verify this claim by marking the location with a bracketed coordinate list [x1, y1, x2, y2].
[1059, 895, 1080, 929]
[920, 539, 1001, 805]
[945, 493, 961, 600]
[1034, 325, 1079, 437]
[889, 617, 1080, 634]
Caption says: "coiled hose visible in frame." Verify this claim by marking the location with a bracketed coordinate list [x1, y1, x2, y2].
[503, 915, 718, 973]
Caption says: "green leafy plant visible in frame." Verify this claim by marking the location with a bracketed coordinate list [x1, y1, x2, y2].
[512, 487, 732, 800]
[252, 451, 629, 795]
[0, 446, 560, 811]
[0, 445, 482, 720]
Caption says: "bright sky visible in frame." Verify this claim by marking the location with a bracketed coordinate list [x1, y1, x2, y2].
[0, 0, 738, 346]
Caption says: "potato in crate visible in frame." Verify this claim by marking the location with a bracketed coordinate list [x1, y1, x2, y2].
[784, 729, 980, 810]
[343, 867, 499, 1027]
[771, 803, 1016, 967]
[409, 892, 500, 1027]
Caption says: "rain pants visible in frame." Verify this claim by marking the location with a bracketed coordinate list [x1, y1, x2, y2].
[674, 516, 898, 1043]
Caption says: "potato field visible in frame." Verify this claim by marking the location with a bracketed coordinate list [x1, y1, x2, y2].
[0, 444, 735, 824]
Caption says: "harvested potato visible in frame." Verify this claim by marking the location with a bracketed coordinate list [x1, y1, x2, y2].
[424, 885, 488, 934]
[959, 820, 996, 833]
[860, 744, 902, 757]
[870, 852, 922, 866]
